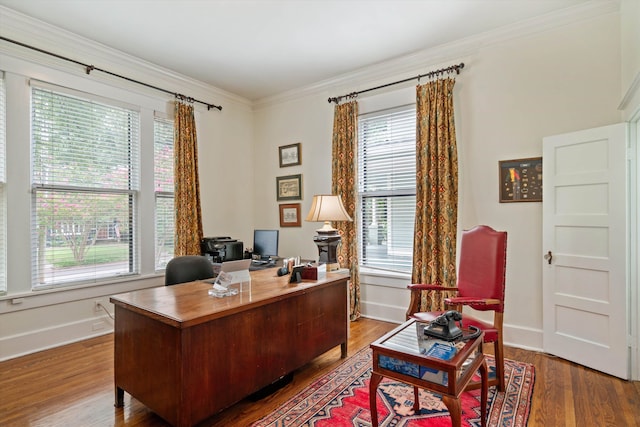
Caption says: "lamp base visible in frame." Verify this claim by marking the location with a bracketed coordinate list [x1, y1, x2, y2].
[325, 262, 340, 272]
[316, 222, 339, 236]
[313, 234, 341, 271]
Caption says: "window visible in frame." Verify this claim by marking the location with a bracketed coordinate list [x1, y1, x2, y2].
[0, 73, 6, 293]
[357, 105, 416, 274]
[31, 85, 139, 288]
[154, 116, 174, 269]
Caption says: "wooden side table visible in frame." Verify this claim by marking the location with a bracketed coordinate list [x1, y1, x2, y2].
[370, 318, 488, 427]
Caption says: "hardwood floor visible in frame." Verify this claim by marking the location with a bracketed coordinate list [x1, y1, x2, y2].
[1, 318, 638, 426]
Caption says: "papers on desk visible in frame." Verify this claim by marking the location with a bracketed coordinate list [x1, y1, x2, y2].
[230, 269, 251, 284]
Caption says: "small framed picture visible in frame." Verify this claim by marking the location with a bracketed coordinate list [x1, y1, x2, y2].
[279, 143, 301, 168]
[279, 203, 301, 227]
[276, 174, 302, 201]
[499, 157, 543, 203]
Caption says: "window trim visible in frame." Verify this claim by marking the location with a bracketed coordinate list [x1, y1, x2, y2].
[30, 83, 141, 289]
[153, 115, 175, 271]
[357, 104, 416, 274]
[0, 72, 6, 294]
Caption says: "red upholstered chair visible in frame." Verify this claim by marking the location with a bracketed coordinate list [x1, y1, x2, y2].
[406, 225, 508, 392]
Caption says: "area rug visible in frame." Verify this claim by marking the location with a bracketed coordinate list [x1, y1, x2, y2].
[251, 347, 535, 427]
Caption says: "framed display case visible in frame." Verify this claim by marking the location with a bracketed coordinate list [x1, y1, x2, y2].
[499, 157, 542, 203]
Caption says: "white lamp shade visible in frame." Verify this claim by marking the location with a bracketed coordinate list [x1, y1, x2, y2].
[305, 194, 353, 223]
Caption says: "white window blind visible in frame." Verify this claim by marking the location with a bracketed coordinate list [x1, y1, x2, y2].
[31, 86, 139, 288]
[357, 105, 416, 274]
[0, 73, 6, 293]
[154, 116, 174, 269]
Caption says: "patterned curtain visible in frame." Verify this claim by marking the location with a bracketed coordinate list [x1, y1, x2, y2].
[412, 78, 459, 311]
[174, 99, 203, 256]
[332, 101, 360, 321]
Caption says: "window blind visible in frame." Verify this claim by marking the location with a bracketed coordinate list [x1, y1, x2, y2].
[357, 106, 416, 274]
[31, 86, 139, 288]
[154, 117, 174, 269]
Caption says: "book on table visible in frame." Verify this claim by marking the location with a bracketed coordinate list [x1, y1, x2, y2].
[378, 341, 457, 385]
[419, 342, 457, 384]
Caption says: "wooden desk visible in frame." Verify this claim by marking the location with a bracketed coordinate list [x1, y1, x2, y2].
[110, 269, 349, 427]
[370, 319, 488, 427]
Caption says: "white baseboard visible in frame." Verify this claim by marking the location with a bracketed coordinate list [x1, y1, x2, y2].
[0, 315, 114, 361]
[2, 297, 544, 362]
[361, 300, 544, 352]
[0, 275, 160, 361]
[503, 323, 543, 352]
[360, 300, 406, 324]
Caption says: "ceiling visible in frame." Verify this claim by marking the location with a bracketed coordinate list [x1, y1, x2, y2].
[0, 0, 591, 101]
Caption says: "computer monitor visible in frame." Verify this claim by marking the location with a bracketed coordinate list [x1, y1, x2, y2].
[253, 229, 279, 260]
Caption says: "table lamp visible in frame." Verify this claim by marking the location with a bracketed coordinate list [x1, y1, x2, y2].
[305, 194, 353, 271]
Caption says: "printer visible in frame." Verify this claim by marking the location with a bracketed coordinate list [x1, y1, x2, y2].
[201, 237, 244, 263]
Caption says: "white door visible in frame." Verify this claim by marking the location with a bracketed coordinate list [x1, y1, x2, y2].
[542, 123, 629, 379]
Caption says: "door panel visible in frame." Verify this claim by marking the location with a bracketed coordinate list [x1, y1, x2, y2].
[542, 123, 629, 379]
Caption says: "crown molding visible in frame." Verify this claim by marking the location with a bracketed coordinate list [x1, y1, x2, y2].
[254, 0, 620, 109]
[0, 6, 253, 110]
[0, 1, 620, 112]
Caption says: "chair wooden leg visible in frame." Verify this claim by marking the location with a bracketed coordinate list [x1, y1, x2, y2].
[494, 339, 505, 392]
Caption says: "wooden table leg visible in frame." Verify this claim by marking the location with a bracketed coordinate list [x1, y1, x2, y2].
[441, 395, 462, 427]
[480, 357, 489, 427]
[369, 372, 383, 427]
[413, 386, 420, 412]
[341, 342, 347, 358]
[115, 386, 124, 408]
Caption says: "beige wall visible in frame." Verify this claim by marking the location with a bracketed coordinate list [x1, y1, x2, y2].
[1, 3, 636, 361]
[621, 0, 640, 111]
[253, 94, 335, 259]
[254, 11, 624, 351]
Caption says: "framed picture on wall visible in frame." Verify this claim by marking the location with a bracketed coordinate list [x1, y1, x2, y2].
[279, 203, 301, 227]
[499, 157, 543, 203]
[279, 143, 301, 167]
[276, 174, 302, 201]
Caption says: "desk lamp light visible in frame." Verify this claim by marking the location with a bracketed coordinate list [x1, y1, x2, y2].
[305, 194, 353, 271]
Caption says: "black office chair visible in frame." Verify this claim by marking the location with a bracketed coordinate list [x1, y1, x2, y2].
[164, 255, 214, 286]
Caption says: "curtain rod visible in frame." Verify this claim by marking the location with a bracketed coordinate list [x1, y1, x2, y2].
[0, 36, 222, 111]
[328, 62, 464, 104]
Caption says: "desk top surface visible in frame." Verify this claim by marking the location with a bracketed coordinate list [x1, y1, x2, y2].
[110, 268, 349, 328]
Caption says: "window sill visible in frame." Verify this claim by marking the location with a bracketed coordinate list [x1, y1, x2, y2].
[0, 273, 164, 314]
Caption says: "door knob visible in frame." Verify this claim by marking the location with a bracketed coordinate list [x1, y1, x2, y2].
[544, 251, 553, 265]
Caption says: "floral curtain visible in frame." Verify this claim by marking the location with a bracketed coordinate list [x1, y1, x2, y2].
[412, 78, 459, 311]
[332, 101, 360, 321]
[174, 99, 203, 256]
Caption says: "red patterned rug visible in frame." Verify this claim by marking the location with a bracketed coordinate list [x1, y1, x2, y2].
[251, 347, 534, 427]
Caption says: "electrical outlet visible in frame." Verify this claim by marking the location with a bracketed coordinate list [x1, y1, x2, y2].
[94, 300, 102, 313]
